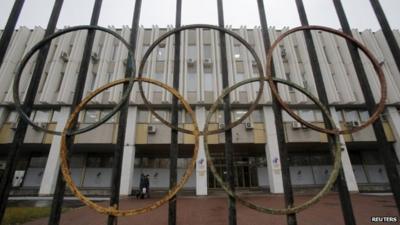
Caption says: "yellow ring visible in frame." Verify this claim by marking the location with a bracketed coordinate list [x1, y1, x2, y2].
[60, 77, 199, 216]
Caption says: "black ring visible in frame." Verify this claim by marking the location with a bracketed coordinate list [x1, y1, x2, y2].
[137, 24, 265, 135]
[12, 25, 136, 136]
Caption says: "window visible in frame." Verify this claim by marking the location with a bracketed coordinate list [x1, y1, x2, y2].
[156, 45, 166, 61]
[359, 111, 369, 122]
[70, 155, 85, 168]
[177, 158, 189, 168]
[361, 151, 382, 165]
[315, 111, 323, 122]
[286, 73, 294, 92]
[187, 45, 197, 59]
[33, 110, 51, 123]
[344, 110, 359, 122]
[309, 153, 331, 165]
[234, 45, 241, 60]
[111, 44, 117, 61]
[289, 153, 310, 166]
[106, 73, 112, 83]
[282, 110, 296, 122]
[90, 72, 97, 90]
[29, 156, 47, 168]
[39, 72, 49, 92]
[205, 110, 218, 123]
[294, 45, 302, 63]
[236, 61, 244, 73]
[299, 110, 314, 122]
[323, 46, 331, 64]
[151, 110, 166, 123]
[218, 111, 225, 123]
[184, 112, 194, 123]
[84, 110, 99, 123]
[100, 110, 118, 123]
[56, 72, 64, 92]
[252, 110, 263, 123]
[203, 29, 212, 44]
[187, 73, 197, 91]
[204, 73, 213, 91]
[7, 111, 19, 123]
[86, 154, 113, 168]
[51, 110, 60, 122]
[139, 158, 169, 168]
[153, 72, 163, 91]
[137, 110, 149, 123]
[252, 65, 259, 76]
[236, 73, 245, 91]
[97, 44, 103, 56]
[203, 44, 212, 59]
[142, 44, 149, 57]
[233, 110, 246, 121]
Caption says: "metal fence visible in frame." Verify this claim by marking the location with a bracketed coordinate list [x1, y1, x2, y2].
[0, 0, 399, 225]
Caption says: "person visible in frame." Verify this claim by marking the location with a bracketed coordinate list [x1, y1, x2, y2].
[136, 173, 146, 199]
[144, 174, 150, 198]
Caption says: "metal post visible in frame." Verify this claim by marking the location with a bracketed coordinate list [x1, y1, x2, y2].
[107, 1, 142, 225]
[294, 1, 356, 224]
[0, 0, 63, 221]
[333, 0, 400, 214]
[256, 1, 297, 224]
[0, 0, 63, 223]
[47, 1, 103, 224]
[216, 1, 236, 224]
[168, 1, 182, 225]
[0, 0, 25, 67]
[369, 0, 400, 74]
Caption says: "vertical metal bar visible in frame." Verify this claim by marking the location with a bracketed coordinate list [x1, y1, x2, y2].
[294, 1, 356, 224]
[333, 0, 400, 214]
[369, 0, 400, 73]
[256, 1, 297, 224]
[47, 1, 103, 224]
[107, 1, 142, 225]
[0, 0, 25, 67]
[0, 0, 63, 223]
[168, 1, 182, 225]
[216, 1, 236, 224]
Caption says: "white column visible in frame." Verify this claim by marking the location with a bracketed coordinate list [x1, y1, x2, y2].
[119, 106, 138, 196]
[330, 107, 359, 192]
[39, 107, 70, 196]
[262, 106, 283, 193]
[195, 107, 208, 195]
[387, 107, 400, 161]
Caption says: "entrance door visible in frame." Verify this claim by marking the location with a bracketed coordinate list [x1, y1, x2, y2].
[208, 156, 258, 189]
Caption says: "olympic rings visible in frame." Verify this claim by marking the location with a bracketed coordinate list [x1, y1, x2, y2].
[11, 23, 389, 217]
[60, 77, 199, 216]
[266, 25, 387, 135]
[137, 24, 265, 135]
[13, 25, 137, 136]
[204, 76, 341, 214]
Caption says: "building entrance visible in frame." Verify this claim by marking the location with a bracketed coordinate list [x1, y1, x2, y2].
[208, 156, 259, 189]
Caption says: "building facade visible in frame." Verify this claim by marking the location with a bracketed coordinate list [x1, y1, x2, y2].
[0, 25, 400, 196]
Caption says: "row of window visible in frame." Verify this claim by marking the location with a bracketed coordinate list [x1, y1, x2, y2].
[24, 150, 397, 170]
[288, 150, 399, 166]
[2, 109, 393, 125]
[136, 109, 264, 124]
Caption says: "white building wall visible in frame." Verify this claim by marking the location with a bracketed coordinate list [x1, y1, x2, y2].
[0, 26, 399, 195]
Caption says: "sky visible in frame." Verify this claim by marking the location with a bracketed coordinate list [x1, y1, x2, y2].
[0, 0, 399, 30]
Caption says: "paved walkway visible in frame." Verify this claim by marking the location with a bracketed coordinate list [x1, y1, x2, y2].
[23, 193, 398, 225]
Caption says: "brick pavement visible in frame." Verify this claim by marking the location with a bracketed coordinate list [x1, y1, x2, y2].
[23, 193, 398, 225]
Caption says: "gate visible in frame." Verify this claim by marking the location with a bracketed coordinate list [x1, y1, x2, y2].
[0, 0, 399, 225]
